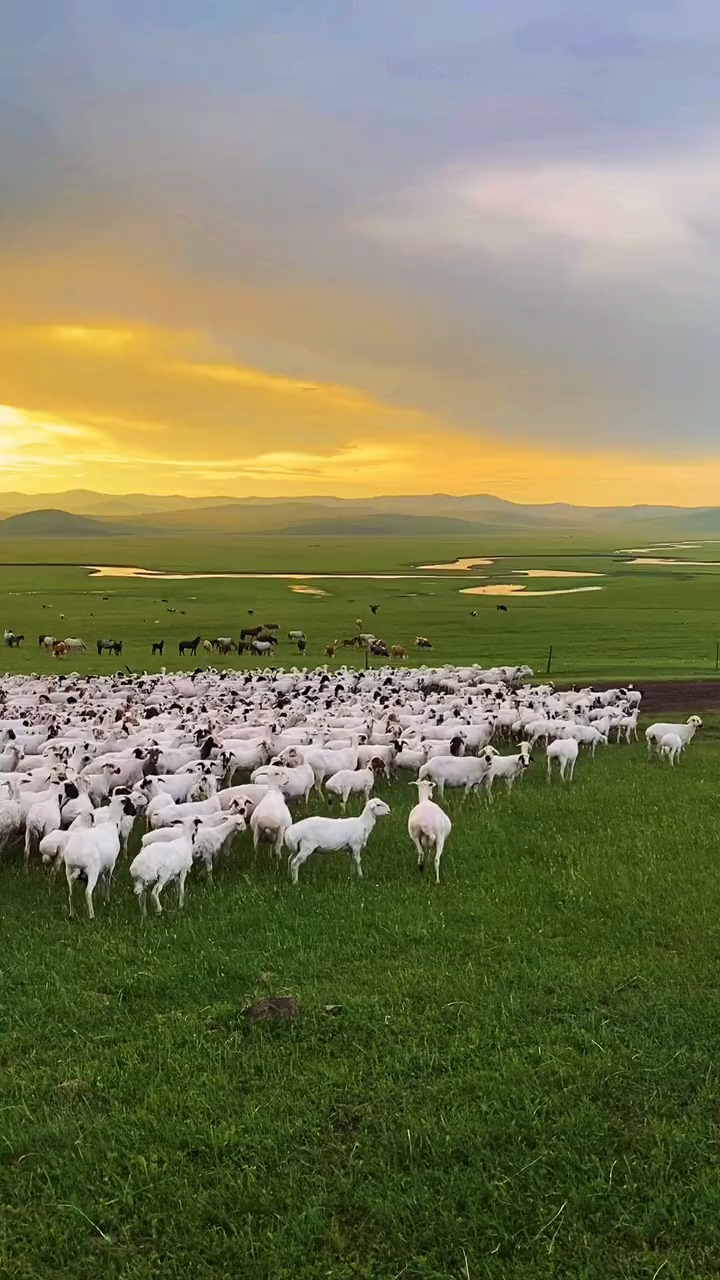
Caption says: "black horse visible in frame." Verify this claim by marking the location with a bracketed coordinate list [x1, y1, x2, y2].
[178, 635, 201, 657]
[151, 640, 165, 656]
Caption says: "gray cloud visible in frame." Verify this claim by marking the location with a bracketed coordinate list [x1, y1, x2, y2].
[2, 0, 720, 455]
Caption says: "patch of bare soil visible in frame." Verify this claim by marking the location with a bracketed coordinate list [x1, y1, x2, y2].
[558, 680, 720, 713]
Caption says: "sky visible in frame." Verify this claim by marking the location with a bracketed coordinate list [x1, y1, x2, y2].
[2, 0, 720, 503]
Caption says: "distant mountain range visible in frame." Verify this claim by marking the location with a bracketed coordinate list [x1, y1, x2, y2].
[1, 492, 720, 537]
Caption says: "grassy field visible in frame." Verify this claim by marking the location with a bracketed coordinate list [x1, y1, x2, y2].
[2, 530, 720, 1278]
[2, 736, 720, 1279]
[1, 531, 720, 680]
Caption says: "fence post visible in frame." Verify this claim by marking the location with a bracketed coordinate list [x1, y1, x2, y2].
[546, 645, 553, 675]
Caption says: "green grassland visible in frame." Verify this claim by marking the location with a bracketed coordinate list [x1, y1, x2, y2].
[0, 532, 720, 679]
[2, 738, 720, 1279]
[2, 532, 720, 1279]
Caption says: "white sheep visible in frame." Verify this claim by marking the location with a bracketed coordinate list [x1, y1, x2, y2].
[149, 794, 222, 829]
[646, 716, 701, 755]
[482, 742, 532, 795]
[129, 824, 199, 915]
[191, 812, 247, 879]
[250, 786, 293, 862]
[325, 762, 382, 810]
[659, 732, 684, 766]
[417, 752, 496, 797]
[285, 798, 390, 884]
[546, 737, 579, 783]
[407, 780, 452, 883]
[63, 798, 125, 918]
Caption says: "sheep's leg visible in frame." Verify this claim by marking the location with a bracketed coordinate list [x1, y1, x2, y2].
[151, 881, 164, 914]
[177, 869, 188, 908]
[410, 834, 425, 871]
[289, 843, 313, 884]
[66, 868, 76, 918]
[433, 836, 446, 885]
[350, 847, 363, 879]
[84, 874, 98, 920]
[23, 827, 35, 874]
[546, 759, 552, 784]
[135, 884, 147, 916]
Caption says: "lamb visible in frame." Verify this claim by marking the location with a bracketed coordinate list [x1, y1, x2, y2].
[250, 786, 293, 862]
[546, 737, 579, 783]
[129, 823, 200, 915]
[325, 760, 383, 810]
[482, 742, 532, 795]
[659, 732, 684, 766]
[645, 716, 702, 755]
[191, 812, 247, 880]
[285, 798, 390, 884]
[407, 780, 452, 883]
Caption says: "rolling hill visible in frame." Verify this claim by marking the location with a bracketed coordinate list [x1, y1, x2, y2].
[0, 491, 719, 536]
[0, 509, 137, 537]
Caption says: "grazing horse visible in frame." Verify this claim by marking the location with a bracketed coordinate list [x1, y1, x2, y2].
[240, 626, 263, 640]
[390, 645, 407, 660]
[151, 640, 165, 656]
[97, 639, 122, 656]
[297, 638, 307, 654]
[6, 633, 24, 648]
[178, 635, 201, 657]
[52, 641, 69, 660]
[212, 637, 236, 655]
[39, 634, 56, 650]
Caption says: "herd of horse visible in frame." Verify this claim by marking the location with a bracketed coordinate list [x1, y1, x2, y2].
[3, 617, 433, 663]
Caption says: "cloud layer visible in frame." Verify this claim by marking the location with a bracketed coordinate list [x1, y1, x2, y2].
[1, 1, 719, 498]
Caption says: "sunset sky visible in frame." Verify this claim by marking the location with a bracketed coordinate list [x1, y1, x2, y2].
[3, 2, 720, 503]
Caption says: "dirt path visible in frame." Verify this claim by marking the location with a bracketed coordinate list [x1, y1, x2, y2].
[557, 680, 720, 713]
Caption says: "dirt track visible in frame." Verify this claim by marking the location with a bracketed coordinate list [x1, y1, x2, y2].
[558, 680, 720, 713]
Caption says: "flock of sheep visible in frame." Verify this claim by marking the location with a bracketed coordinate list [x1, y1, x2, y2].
[0, 662, 702, 915]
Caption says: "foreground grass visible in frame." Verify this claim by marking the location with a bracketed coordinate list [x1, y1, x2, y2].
[2, 741, 720, 1278]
